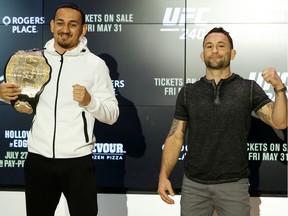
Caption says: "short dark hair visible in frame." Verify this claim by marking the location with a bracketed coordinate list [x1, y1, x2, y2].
[53, 2, 86, 24]
[203, 27, 234, 49]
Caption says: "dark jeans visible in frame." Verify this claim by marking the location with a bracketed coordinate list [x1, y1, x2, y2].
[24, 152, 98, 216]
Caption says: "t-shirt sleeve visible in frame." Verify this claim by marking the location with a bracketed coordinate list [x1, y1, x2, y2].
[252, 80, 272, 112]
[174, 84, 190, 121]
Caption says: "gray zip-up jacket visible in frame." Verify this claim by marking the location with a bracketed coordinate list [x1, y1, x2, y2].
[28, 37, 119, 158]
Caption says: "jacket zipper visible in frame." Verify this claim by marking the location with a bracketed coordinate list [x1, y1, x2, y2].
[82, 111, 89, 143]
[52, 53, 64, 158]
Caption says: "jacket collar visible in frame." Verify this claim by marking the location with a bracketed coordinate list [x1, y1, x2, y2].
[44, 36, 89, 56]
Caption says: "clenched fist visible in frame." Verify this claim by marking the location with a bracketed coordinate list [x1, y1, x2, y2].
[72, 84, 91, 106]
[262, 67, 285, 90]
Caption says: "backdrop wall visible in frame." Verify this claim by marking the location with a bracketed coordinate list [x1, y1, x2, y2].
[0, 0, 287, 212]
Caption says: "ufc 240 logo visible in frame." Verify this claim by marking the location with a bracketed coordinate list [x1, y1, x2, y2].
[161, 7, 211, 40]
[162, 7, 211, 26]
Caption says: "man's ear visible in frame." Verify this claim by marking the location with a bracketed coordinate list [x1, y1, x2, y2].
[81, 24, 87, 36]
[200, 52, 204, 62]
[50, 20, 54, 33]
[231, 49, 237, 60]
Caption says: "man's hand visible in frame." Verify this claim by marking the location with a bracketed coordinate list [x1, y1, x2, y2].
[262, 67, 285, 90]
[0, 82, 21, 101]
[72, 84, 91, 106]
[157, 175, 175, 204]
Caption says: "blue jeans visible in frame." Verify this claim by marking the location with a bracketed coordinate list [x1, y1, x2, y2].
[181, 174, 251, 216]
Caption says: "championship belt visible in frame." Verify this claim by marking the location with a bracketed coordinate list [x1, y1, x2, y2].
[4, 49, 51, 114]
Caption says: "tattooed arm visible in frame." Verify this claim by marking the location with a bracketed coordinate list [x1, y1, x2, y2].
[158, 119, 187, 204]
[256, 68, 287, 129]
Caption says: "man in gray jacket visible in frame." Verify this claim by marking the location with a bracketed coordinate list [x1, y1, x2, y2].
[1, 3, 119, 216]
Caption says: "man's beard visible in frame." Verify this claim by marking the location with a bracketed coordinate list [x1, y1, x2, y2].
[58, 41, 70, 49]
[204, 56, 230, 70]
[57, 33, 72, 49]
